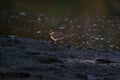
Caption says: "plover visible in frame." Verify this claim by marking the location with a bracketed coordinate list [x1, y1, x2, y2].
[8, 35, 17, 43]
[49, 31, 65, 44]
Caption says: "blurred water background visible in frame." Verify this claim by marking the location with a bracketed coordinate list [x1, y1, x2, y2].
[0, 0, 120, 51]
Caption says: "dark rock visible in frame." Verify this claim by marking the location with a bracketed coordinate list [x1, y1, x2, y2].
[38, 55, 63, 64]
[0, 71, 30, 78]
[95, 58, 118, 64]
[74, 72, 87, 79]
[26, 52, 40, 55]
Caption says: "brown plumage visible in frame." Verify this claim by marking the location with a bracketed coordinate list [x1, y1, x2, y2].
[49, 31, 65, 44]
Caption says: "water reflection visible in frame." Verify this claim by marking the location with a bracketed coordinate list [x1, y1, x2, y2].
[0, 11, 120, 51]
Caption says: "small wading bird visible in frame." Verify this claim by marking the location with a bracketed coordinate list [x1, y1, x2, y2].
[49, 30, 65, 44]
[8, 35, 17, 43]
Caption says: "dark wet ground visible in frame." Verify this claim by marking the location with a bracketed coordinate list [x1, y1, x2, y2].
[0, 35, 120, 80]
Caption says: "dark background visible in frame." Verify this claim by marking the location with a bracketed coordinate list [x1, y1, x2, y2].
[0, 0, 120, 51]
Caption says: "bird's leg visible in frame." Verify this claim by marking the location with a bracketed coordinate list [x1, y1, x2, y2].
[50, 40, 57, 45]
[12, 37, 15, 43]
[54, 41, 57, 44]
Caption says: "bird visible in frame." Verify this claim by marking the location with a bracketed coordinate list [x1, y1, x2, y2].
[8, 35, 17, 43]
[49, 30, 65, 44]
